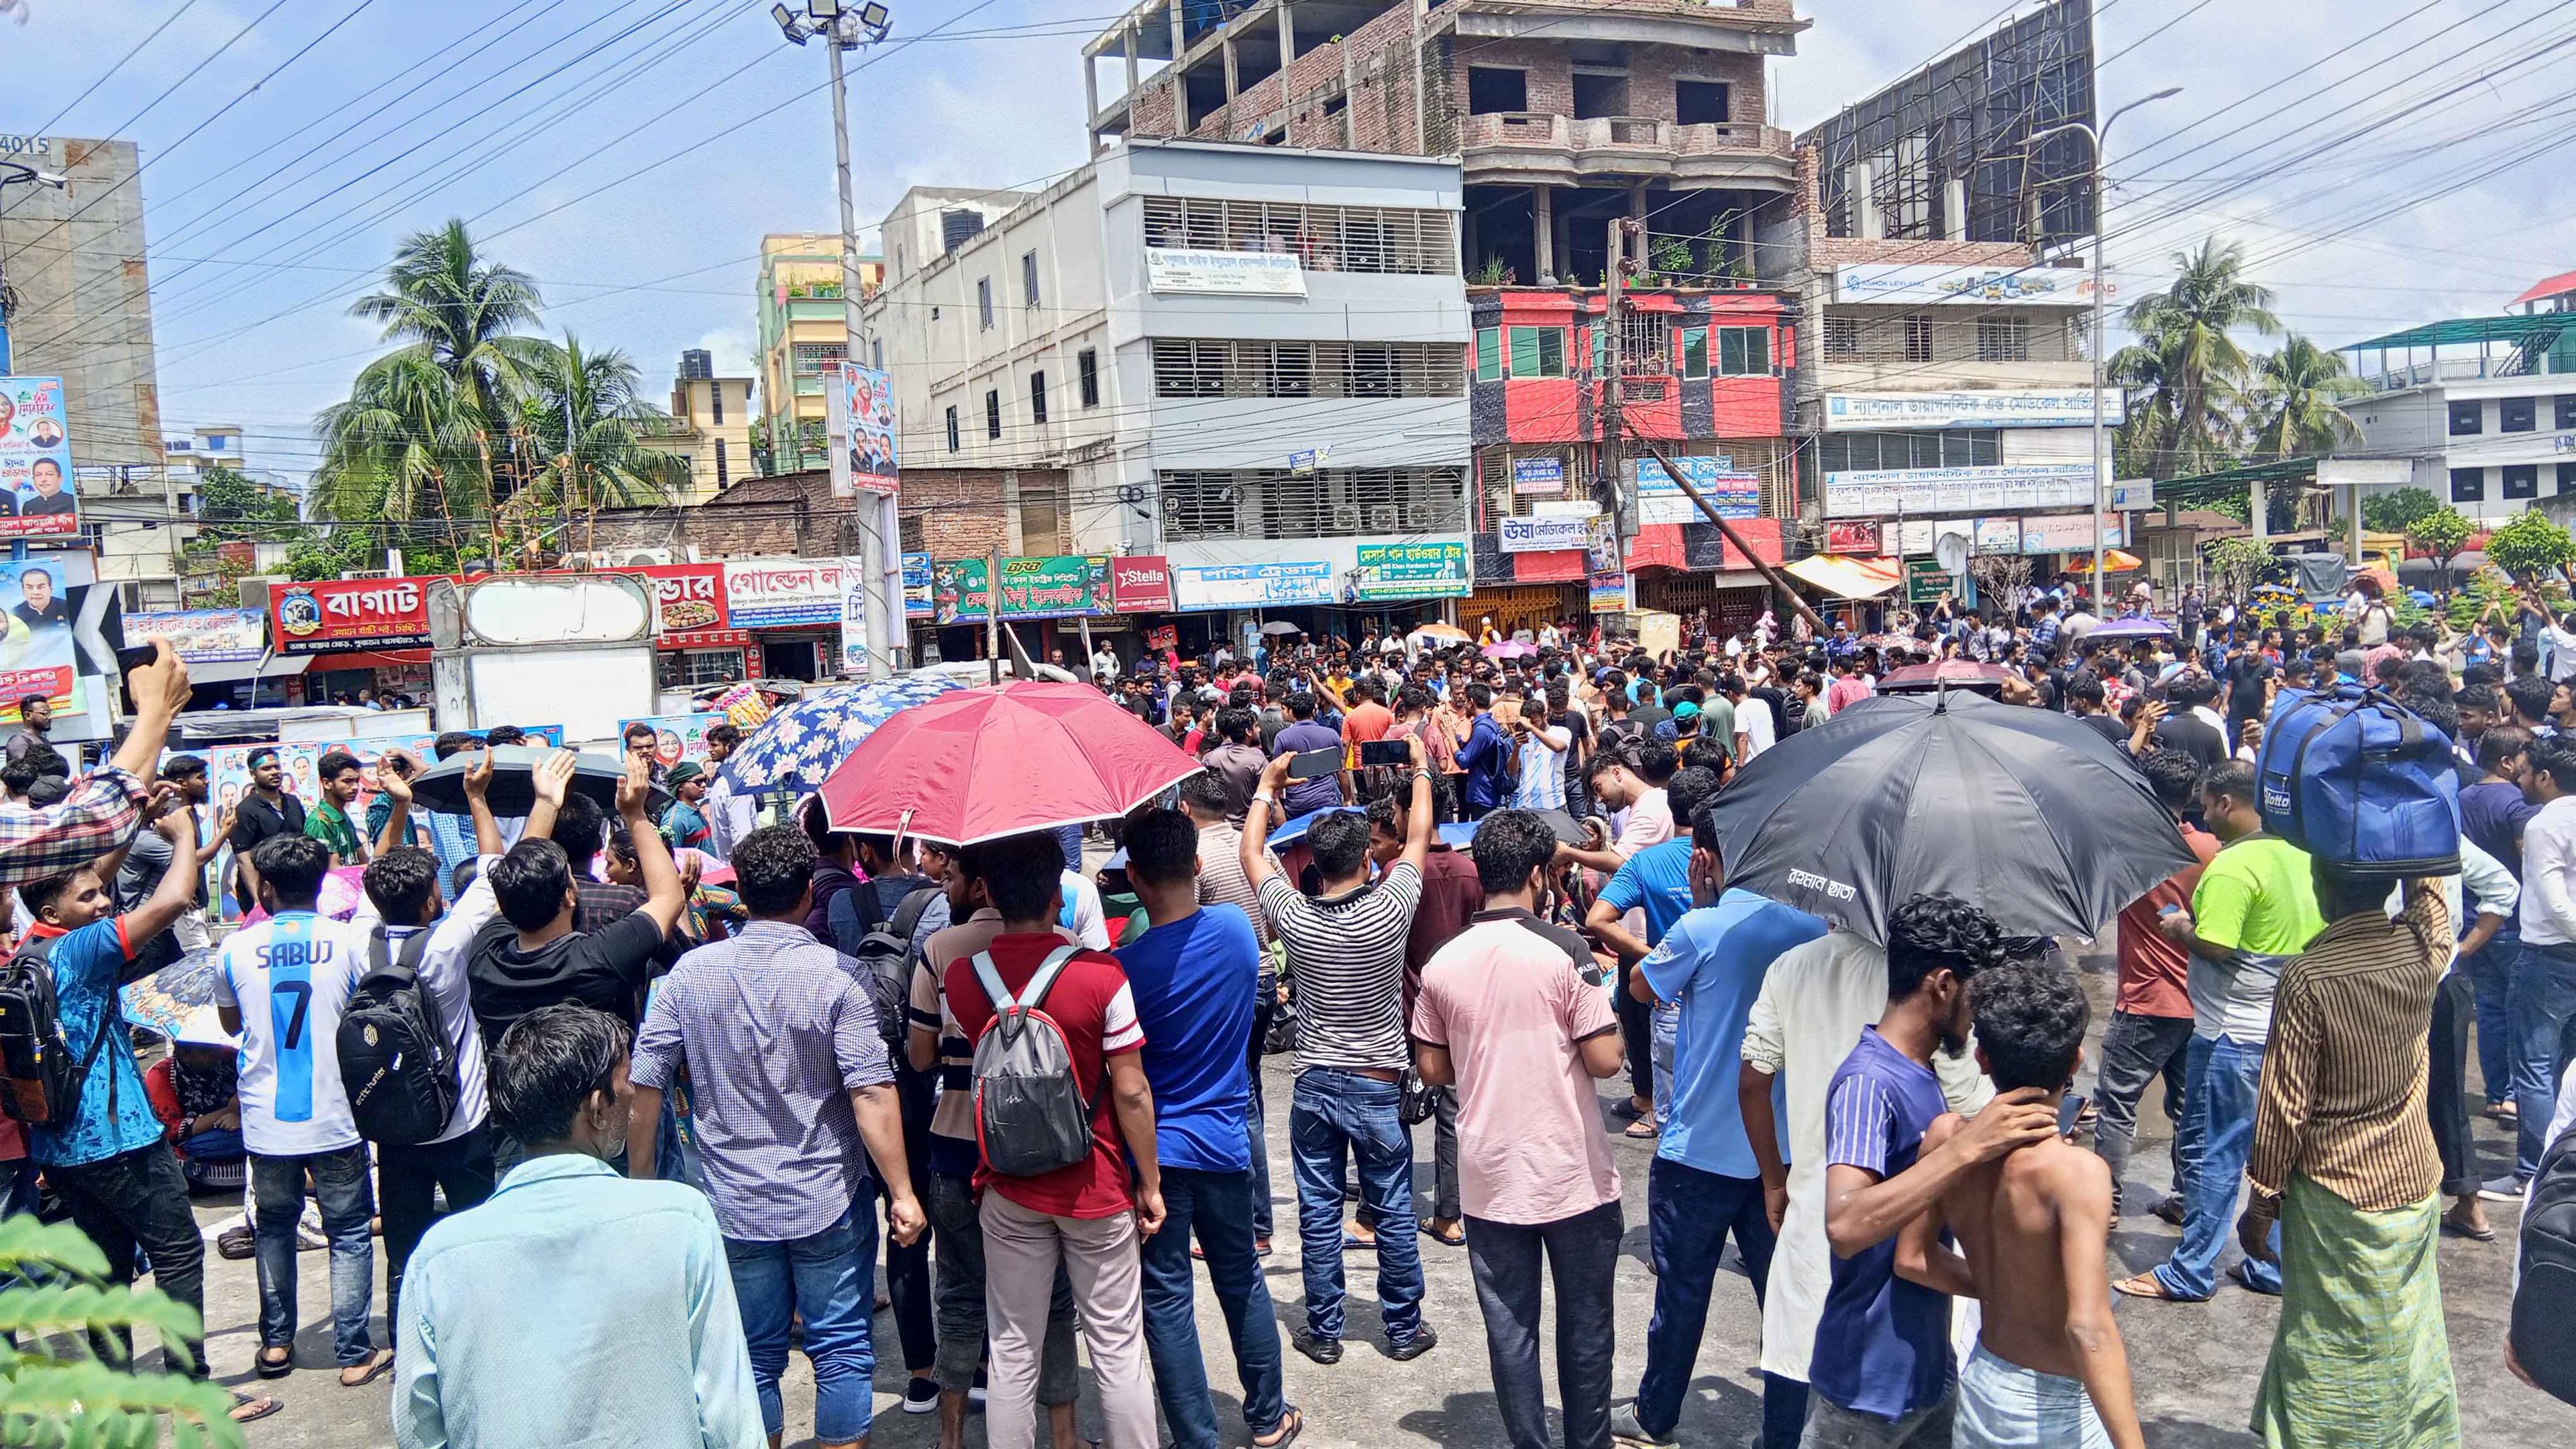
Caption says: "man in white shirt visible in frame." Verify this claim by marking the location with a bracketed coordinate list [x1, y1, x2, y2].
[1723, 675, 1774, 763]
[1091, 644, 1122, 681]
[2512, 739, 2576, 1189]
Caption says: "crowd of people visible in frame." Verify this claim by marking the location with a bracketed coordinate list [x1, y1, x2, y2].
[0, 563, 2567, 1448]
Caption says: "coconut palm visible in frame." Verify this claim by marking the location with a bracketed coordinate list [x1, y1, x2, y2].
[311, 350, 489, 536]
[2245, 334, 2367, 459]
[517, 336, 691, 511]
[350, 218, 551, 429]
[2114, 237, 2282, 478]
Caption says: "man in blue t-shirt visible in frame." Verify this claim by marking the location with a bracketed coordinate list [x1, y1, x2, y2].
[1611, 804, 1827, 1449]
[1269, 692, 1347, 820]
[1114, 808, 1298, 1449]
[1805, 895, 2055, 1446]
[1583, 767, 1723, 1137]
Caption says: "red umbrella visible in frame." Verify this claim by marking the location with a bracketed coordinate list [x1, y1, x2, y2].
[817, 681, 1203, 846]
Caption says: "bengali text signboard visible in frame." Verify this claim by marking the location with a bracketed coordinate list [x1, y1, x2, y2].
[722, 558, 843, 629]
[934, 555, 1109, 624]
[268, 578, 437, 653]
[1352, 542, 1468, 600]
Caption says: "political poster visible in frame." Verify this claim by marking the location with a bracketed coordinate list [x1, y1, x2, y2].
[903, 552, 935, 620]
[617, 712, 727, 770]
[0, 558, 79, 714]
[826, 362, 900, 499]
[0, 376, 79, 539]
[123, 608, 266, 663]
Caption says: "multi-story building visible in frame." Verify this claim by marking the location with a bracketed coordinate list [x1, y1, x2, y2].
[2341, 271, 2576, 527]
[0, 134, 164, 472]
[865, 138, 1472, 659]
[649, 349, 756, 503]
[755, 233, 883, 473]
[159, 425, 247, 474]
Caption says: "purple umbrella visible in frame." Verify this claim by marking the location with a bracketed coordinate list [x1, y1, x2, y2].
[2089, 615, 2175, 639]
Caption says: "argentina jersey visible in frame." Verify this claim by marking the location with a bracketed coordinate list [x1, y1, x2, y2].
[215, 911, 365, 1156]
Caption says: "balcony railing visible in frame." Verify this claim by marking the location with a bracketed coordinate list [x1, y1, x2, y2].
[2357, 350, 2576, 393]
[1462, 112, 1790, 156]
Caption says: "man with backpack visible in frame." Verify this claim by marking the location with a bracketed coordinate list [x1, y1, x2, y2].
[216, 832, 390, 1387]
[939, 829, 1165, 1449]
[627, 823, 925, 1449]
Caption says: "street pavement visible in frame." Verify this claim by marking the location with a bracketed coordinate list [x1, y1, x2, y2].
[173, 929, 2576, 1447]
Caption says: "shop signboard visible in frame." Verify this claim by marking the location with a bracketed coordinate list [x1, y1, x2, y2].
[1822, 388, 2123, 430]
[1824, 520, 1883, 555]
[1631, 455, 1760, 525]
[934, 555, 1109, 623]
[123, 608, 266, 663]
[623, 562, 729, 639]
[1511, 457, 1566, 494]
[2018, 513, 2122, 553]
[1905, 559, 1954, 605]
[1498, 515, 1590, 553]
[1823, 463, 2095, 519]
[722, 558, 843, 629]
[0, 376, 80, 539]
[1170, 560, 1335, 610]
[1829, 264, 2109, 308]
[1351, 542, 1468, 600]
[1108, 555, 1175, 613]
[268, 577, 437, 653]
[1973, 517, 2023, 555]
[1144, 248, 1307, 297]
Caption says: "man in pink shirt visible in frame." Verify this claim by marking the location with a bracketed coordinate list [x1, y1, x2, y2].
[1825, 657, 1874, 716]
[1413, 809, 1625, 1449]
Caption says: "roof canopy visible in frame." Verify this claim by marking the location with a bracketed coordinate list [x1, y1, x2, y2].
[2511, 269, 2576, 307]
[2340, 313, 2567, 353]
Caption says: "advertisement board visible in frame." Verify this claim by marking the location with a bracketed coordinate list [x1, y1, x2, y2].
[1589, 571, 1633, 612]
[1498, 515, 1590, 553]
[1905, 559, 1955, 605]
[1829, 264, 2109, 307]
[1822, 389, 2123, 431]
[1171, 560, 1335, 610]
[1973, 517, 2023, 555]
[1824, 520, 1884, 555]
[839, 553, 871, 676]
[1144, 249, 1307, 297]
[934, 555, 1109, 624]
[1511, 457, 1566, 494]
[1823, 463, 2096, 519]
[123, 608, 266, 663]
[1351, 541, 1468, 600]
[624, 563, 729, 639]
[902, 552, 934, 619]
[1631, 455, 1760, 525]
[1108, 555, 1175, 613]
[825, 361, 900, 499]
[0, 376, 80, 539]
[0, 558, 78, 710]
[616, 712, 729, 769]
[722, 558, 843, 629]
[2017, 513, 2122, 553]
[269, 577, 435, 653]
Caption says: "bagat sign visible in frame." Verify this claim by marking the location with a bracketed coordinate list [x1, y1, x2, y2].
[1144, 248, 1308, 297]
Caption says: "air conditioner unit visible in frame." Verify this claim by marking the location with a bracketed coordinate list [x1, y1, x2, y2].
[1330, 505, 1362, 532]
[1366, 504, 1402, 532]
[561, 547, 676, 570]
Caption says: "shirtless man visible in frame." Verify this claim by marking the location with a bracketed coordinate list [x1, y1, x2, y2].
[1897, 961, 2145, 1449]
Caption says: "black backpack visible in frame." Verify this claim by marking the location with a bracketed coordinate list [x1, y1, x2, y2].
[0, 937, 104, 1127]
[337, 925, 458, 1146]
[2515, 1117, 2576, 1404]
[830, 885, 941, 1049]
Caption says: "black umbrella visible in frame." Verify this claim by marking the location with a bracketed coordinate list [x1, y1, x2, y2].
[1704, 690, 2194, 943]
[407, 745, 668, 818]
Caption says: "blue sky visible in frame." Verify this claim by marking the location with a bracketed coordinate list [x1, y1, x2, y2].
[3, 0, 2567, 480]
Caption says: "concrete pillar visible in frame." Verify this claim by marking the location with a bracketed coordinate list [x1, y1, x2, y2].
[1627, 182, 1646, 220]
[1224, 36, 1238, 100]
[1086, 54, 1103, 156]
[1126, 25, 1140, 116]
[1275, 0, 1294, 66]
[1167, 0, 1183, 65]
[1534, 186, 1556, 284]
[1341, 43, 1359, 148]
[2250, 480, 2269, 542]
[1943, 179, 1966, 241]
[1849, 162, 1880, 239]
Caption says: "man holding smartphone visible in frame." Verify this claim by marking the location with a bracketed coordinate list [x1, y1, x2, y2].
[1270, 692, 1346, 820]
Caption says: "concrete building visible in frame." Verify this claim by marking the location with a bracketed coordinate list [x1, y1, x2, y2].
[2341, 271, 2576, 526]
[755, 233, 883, 473]
[650, 349, 756, 503]
[0, 134, 164, 472]
[159, 425, 247, 474]
[864, 138, 1472, 656]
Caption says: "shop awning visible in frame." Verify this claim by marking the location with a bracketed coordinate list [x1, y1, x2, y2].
[184, 654, 311, 686]
[310, 649, 431, 672]
[1782, 553, 1904, 599]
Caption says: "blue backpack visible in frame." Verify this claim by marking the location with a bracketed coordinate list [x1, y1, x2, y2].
[2255, 685, 2461, 877]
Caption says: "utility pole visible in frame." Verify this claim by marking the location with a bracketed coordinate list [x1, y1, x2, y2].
[1601, 218, 1629, 543]
[1625, 428, 1825, 634]
[985, 547, 1003, 685]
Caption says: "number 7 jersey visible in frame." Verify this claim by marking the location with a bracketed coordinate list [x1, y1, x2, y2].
[213, 910, 368, 1155]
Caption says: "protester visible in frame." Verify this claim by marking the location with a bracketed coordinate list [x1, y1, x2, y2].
[2512, 738, 2576, 1196]
[228, 745, 307, 904]
[304, 750, 370, 864]
[2092, 749, 2220, 1224]
[1361, 777, 1482, 1250]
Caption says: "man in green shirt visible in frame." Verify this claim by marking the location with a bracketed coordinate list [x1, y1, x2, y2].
[2119, 759, 2322, 1301]
[303, 749, 368, 865]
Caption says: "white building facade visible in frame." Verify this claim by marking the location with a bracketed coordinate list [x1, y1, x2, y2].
[2342, 278, 2576, 527]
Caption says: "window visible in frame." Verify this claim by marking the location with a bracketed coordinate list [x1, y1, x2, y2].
[1030, 371, 1048, 423]
[1571, 72, 1627, 119]
[1475, 327, 1502, 382]
[1819, 430, 2001, 472]
[710, 384, 723, 425]
[1680, 327, 1709, 380]
[985, 389, 1002, 439]
[714, 438, 729, 487]
[1022, 250, 1041, 309]
[1823, 317, 1860, 360]
[1137, 196, 1458, 276]
[2504, 463, 2539, 499]
[2451, 466, 2484, 502]
[1617, 311, 1668, 374]
[1976, 316, 2029, 362]
[977, 278, 995, 330]
[1904, 315, 1934, 363]
[1350, 345, 1398, 398]
[945, 406, 960, 452]
[1159, 466, 1468, 541]
[1508, 326, 1566, 378]
[1468, 66, 1526, 114]
[1717, 326, 1772, 376]
[659, 647, 747, 690]
[2502, 396, 2536, 433]
[1152, 339, 1464, 398]
[2449, 400, 2482, 436]
[1079, 348, 1099, 407]
[1675, 80, 1730, 126]
[2561, 462, 2576, 496]
[790, 341, 845, 374]
[1267, 343, 1315, 397]
[2559, 395, 2576, 429]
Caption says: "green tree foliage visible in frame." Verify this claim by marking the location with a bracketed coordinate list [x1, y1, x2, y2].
[2203, 535, 2276, 598]
[2362, 486, 2441, 534]
[0, 1214, 246, 1448]
[2483, 511, 2576, 585]
[2405, 506, 2475, 589]
[2245, 334, 2367, 459]
[2112, 237, 2282, 478]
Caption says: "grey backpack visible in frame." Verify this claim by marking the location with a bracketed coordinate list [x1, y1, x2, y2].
[969, 944, 1095, 1179]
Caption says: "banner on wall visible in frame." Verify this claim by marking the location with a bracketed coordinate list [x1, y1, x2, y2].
[825, 361, 900, 499]
[0, 557, 78, 711]
[0, 376, 80, 539]
[617, 713, 728, 770]
[723, 558, 843, 629]
[1499, 515, 1591, 553]
[1108, 555, 1175, 613]
[123, 608, 266, 663]
[1824, 520, 1884, 555]
[1351, 542, 1468, 600]
[1630, 455, 1760, 525]
[2017, 513, 2123, 553]
[934, 555, 1109, 624]
[1170, 560, 1335, 610]
[1823, 463, 2096, 519]
[902, 553, 934, 619]
[269, 577, 436, 653]
[624, 563, 730, 640]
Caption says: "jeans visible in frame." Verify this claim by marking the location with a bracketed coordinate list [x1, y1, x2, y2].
[2151, 1035, 2280, 1299]
[2463, 936, 2518, 1107]
[928, 1171, 1079, 1401]
[725, 1196, 877, 1444]
[377, 1122, 496, 1332]
[1464, 1199, 1623, 1449]
[880, 1060, 936, 1373]
[1138, 1165, 1289, 1449]
[1288, 1068, 1426, 1345]
[2512, 940, 2576, 1179]
[48, 1143, 207, 1375]
[1633, 1157, 1778, 1438]
[250, 1144, 378, 1364]
[1249, 1004, 1275, 1240]
[1651, 1004, 1680, 1124]
[2428, 971, 2480, 1199]
[1616, 963, 1654, 1104]
[1764, 1373, 1812, 1449]
[2089, 1011, 2192, 1218]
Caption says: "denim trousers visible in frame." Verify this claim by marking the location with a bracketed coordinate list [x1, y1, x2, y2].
[2512, 940, 2576, 1178]
[1464, 1199, 1623, 1449]
[2088, 1011, 2192, 1218]
[725, 1195, 877, 1443]
[2151, 1035, 2281, 1299]
[928, 1172, 1079, 1401]
[1289, 1068, 1426, 1345]
[250, 1144, 378, 1364]
[2463, 936, 2518, 1108]
[377, 1122, 496, 1334]
[2428, 971, 2481, 1199]
[1651, 1005, 1680, 1124]
[1247, 1053, 1274, 1240]
[49, 1142, 207, 1375]
[1634, 1157, 1778, 1438]
[1137, 1165, 1289, 1449]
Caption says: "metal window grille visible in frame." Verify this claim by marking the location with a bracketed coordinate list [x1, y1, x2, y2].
[790, 341, 846, 374]
[1138, 197, 1458, 276]
[1150, 339, 1465, 398]
[1159, 466, 1469, 541]
[1976, 315, 2029, 362]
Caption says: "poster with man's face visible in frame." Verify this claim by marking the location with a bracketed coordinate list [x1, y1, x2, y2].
[0, 378, 78, 538]
[0, 560, 76, 713]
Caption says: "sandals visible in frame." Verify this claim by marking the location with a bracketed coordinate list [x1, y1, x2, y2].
[1419, 1218, 1464, 1248]
[1254, 1406, 1305, 1449]
[229, 1393, 282, 1425]
[254, 1348, 293, 1379]
[2443, 1217, 2498, 1242]
[1623, 1118, 1660, 1139]
[2110, 1273, 2204, 1303]
[340, 1350, 396, 1388]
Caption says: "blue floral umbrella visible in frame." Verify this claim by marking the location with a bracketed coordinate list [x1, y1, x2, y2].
[716, 675, 964, 798]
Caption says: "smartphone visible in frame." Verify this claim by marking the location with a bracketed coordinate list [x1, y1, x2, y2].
[1286, 747, 1345, 780]
[2057, 1094, 2088, 1138]
[115, 643, 162, 674]
[1358, 739, 1410, 768]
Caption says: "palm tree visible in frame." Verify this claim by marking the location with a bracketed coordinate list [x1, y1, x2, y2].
[312, 350, 488, 537]
[2115, 237, 2283, 478]
[517, 336, 691, 513]
[2245, 334, 2367, 459]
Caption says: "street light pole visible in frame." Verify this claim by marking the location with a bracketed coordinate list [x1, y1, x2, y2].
[2035, 87, 2178, 617]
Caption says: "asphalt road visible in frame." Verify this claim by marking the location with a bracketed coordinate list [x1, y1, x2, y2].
[170, 930, 2576, 1447]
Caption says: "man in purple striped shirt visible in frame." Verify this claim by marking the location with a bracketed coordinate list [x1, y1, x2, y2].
[626, 824, 924, 1449]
